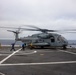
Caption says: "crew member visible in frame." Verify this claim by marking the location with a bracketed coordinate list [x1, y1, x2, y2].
[29, 43, 33, 49]
[10, 43, 15, 51]
[22, 43, 26, 50]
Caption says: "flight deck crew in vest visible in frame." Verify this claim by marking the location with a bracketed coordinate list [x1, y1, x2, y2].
[10, 43, 15, 51]
[22, 43, 26, 50]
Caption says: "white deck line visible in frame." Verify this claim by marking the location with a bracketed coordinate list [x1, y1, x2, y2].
[0, 72, 5, 75]
[0, 61, 76, 66]
[0, 48, 22, 64]
[59, 50, 76, 55]
[0, 51, 37, 56]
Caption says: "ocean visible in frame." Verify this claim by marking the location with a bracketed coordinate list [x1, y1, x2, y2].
[67, 40, 76, 48]
[0, 39, 22, 45]
[0, 39, 76, 48]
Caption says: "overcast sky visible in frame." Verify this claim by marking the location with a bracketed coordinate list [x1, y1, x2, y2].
[0, 0, 76, 40]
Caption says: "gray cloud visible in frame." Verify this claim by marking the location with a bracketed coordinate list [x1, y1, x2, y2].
[0, 0, 76, 39]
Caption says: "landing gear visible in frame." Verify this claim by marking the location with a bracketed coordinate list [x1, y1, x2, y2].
[63, 45, 67, 50]
[41, 46, 44, 49]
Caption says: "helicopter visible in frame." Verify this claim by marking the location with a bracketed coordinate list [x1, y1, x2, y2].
[0, 25, 69, 49]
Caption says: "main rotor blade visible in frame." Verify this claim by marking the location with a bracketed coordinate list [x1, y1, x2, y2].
[0, 26, 21, 33]
[7, 30, 17, 33]
[42, 29, 57, 32]
[1, 26, 76, 33]
[0, 26, 40, 31]
[63, 29, 76, 32]
[20, 28, 40, 31]
[22, 25, 59, 32]
[0, 26, 18, 29]
[23, 25, 41, 30]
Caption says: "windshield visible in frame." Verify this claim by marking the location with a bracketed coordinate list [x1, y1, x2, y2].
[57, 35, 67, 42]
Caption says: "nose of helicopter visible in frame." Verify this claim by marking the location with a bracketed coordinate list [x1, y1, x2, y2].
[63, 39, 68, 46]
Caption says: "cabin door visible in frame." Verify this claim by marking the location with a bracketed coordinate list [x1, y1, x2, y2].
[50, 36, 56, 46]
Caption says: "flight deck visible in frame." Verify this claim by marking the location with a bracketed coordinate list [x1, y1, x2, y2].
[0, 47, 76, 75]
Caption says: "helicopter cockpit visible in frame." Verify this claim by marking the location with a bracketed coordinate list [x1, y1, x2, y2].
[57, 35, 68, 48]
[57, 35, 68, 43]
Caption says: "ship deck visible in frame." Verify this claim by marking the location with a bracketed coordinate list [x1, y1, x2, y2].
[0, 47, 76, 75]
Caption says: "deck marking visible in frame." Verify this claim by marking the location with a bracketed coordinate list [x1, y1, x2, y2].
[0, 72, 5, 75]
[0, 48, 22, 64]
[17, 50, 37, 55]
[38, 50, 57, 52]
[59, 50, 76, 55]
[0, 51, 37, 56]
[0, 61, 76, 66]
[0, 54, 8, 56]
[40, 54, 44, 55]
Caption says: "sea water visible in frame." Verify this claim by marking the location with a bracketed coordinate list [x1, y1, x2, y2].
[0, 39, 76, 48]
[0, 39, 22, 45]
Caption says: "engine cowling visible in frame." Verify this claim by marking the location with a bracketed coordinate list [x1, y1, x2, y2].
[38, 34, 51, 39]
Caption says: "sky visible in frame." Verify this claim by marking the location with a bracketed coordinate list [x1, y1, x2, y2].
[0, 0, 76, 40]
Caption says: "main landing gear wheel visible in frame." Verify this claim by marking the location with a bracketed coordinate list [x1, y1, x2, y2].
[63, 45, 67, 50]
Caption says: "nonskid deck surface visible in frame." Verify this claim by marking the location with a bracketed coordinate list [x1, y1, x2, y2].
[0, 47, 76, 75]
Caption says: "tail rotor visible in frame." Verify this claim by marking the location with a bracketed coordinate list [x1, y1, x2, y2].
[7, 28, 21, 43]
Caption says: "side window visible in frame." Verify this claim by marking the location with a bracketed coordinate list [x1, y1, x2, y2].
[50, 36, 55, 42]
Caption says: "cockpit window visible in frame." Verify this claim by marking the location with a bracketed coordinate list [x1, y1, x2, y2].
[57, 36, 65, 42]
[57, 36, 61, 41]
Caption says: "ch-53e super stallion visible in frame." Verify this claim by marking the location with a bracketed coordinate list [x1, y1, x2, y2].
[1, 25, 74, 49]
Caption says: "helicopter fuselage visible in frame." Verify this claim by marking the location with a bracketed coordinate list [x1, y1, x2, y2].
[18, 33, 68, 49]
